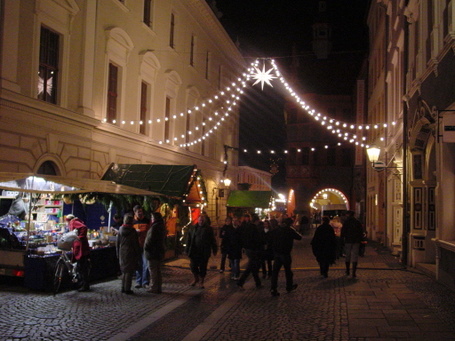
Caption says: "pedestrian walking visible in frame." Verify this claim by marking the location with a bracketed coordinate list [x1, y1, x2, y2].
[144, 212, 166, 294]
[219, 217, 233, 273]
[237, 214, 264, 289]
[116, 213, 141, 294]
[299, 215, 310, 235]
[260, 219, 274, 279]
[133, 205, 151, 289]
[269, 218, 302, 297]
[185, 214, 218, 289]
[66, 215, 91, 292]
[225, 217, 242, 280]
[340, 210, 364, 278]
[311, 216, 337, 278]
[329, 215, 343, 258]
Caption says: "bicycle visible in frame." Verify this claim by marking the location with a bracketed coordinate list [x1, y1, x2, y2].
[52, 231, 80, 294]
[53, 249, 80, 295]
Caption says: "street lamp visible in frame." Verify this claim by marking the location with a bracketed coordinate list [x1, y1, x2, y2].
[222, 178, 231, 187]
[367, 145, 405, 172]
[366, 146, 387, 171]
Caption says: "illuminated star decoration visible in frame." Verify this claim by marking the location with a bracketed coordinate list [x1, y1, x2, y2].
[251, 64, 277, 90]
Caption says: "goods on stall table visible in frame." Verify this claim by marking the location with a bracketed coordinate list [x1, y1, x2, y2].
[32, 198, 63, 224]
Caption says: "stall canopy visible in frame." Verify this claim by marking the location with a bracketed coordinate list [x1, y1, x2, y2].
[0, 172, 162, 195]
[226, 190, 272, 208]
[101, 164, 207, 205]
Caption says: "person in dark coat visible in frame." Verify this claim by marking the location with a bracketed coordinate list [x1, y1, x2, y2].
[269, 218, 302, 296]
[340, 210, 364, 278]
[67, 215, 91, 292]
[144, 212, 167, 294]
[116, 213, 141, 294]
[218, 217, 233, 273]
[185, 214, 218, 289]
[260, 219, 274, 279]
[237, 214, 264, 289]
[133, 205, 151, 289]
[224, 217, 242, 280]
[311, 216, 337, 278]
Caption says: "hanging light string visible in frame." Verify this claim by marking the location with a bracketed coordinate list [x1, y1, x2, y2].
[102, 75, 248, 131]
[178, 82, 247, 147]
[269, 59, 397, 131]
[101, 58, 398, 149]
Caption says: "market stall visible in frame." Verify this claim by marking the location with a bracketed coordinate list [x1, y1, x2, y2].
[0, 172, 162, 290]
[102, 164, 209, 258]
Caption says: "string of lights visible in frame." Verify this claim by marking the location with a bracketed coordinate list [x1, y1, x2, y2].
[101, 58, 400, 151]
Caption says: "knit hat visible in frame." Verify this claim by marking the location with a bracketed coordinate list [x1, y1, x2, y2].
[65, 214, 75, 221]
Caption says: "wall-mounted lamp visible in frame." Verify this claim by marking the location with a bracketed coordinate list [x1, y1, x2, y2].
[366, 146, 401, 172]
[222, 178, 231, 187]
[366, 146, 387, 171]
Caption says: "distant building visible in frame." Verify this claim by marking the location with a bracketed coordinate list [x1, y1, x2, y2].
[283, 0, 362, 217]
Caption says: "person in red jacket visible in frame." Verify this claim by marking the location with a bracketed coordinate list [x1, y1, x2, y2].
[66, 215, 91, 292]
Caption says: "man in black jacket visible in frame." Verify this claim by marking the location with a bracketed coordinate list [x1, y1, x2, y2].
[269, 218, 302, 297]
[340, 210, 364, 278]
[237, 214, 264, 289]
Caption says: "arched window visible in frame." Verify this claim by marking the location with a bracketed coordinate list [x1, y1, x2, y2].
[37, 161, 58, 175]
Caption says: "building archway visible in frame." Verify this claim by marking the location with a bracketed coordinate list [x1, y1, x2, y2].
[309, 188, 349, 222]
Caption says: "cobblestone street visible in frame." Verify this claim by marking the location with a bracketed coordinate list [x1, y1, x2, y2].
[1, 236, 455, 340]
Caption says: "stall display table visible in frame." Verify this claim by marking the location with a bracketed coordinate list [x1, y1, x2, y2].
[24, 246, 119, 291]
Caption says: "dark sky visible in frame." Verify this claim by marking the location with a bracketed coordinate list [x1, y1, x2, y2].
[210, 0, 370, 191]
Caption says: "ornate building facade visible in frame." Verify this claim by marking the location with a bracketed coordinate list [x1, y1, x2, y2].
[367, 0, 455, 290]
[0, 0, 245, 222]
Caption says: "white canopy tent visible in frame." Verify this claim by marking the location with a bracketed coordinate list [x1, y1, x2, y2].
[0, 172, 164, 250]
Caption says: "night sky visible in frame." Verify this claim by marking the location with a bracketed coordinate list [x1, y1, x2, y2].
[210, 0, 370, 191]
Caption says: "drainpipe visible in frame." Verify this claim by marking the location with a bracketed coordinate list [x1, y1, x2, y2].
[401, 3, 410, 266]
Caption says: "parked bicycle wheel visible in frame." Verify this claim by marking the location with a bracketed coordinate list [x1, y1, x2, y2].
[53, 259, 67, 295]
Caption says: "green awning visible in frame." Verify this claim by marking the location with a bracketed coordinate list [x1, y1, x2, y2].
[226, 190, 272, 208]
[101, 164, 206, 201]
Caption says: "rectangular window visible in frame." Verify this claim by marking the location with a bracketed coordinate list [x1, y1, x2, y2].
[341, 148, 352, 167]
[327, 148, 336, 166]
[143, 0, 152, 27]
[443, 0, 450, 37]
[205, 51, 210, 79]
[218, 65, 223, 89]
[190, 35, 195, 66]
[165, 97, 171, 142]
[426, 0, 433, 61]
[38, 26, 59, 104]
[107, 63, 119, 123]
[201, 119, 206, 155]
[302, 147, 310, 165]
[140, 82, 148, 135]
[169, 13, 175, 48]
[185, 110, 191, 148]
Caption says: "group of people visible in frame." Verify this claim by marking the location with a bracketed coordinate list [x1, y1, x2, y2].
[66, 205, 167, 295]
[66, 207, 364, 296]
[189, 213, 302, 297]
[115, 205, 167, 294]
[311, 210, 365, 278]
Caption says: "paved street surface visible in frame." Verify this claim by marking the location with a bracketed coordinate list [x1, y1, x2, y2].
[1, 234, 455, 341]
